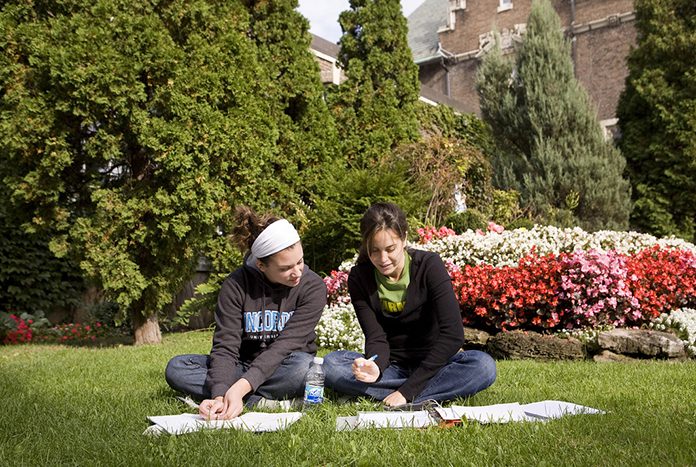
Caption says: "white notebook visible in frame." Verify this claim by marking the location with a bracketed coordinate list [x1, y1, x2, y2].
[435, 400, 605, 424]
[144, 412, 303, 435]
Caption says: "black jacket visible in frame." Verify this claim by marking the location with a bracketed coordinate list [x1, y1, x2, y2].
[205, 264, 327, 397]
[348, 249, 464, 400]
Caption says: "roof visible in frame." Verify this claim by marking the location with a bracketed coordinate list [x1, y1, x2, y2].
[310, 33, 340, 59]
[407, 0, 449, 63]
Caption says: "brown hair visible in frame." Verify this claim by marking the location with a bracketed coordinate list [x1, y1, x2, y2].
[357, 202, 408, 263]
[232, 206, 280, 259]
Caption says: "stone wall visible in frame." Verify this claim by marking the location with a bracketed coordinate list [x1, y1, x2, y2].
[444, 59, 480, 116]
[465, 327, 691, 362]
[419, 62, 448, 97]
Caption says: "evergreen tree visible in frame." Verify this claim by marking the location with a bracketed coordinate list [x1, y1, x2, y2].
[476, 0, 632, 230]
[331, 0, 420, 167]
[617, 0, 696, 241]
[178, 0, 342, 315]
[0, 0, 283, 344]
[303, 0, 422, 272]
[242, 0, 340, 208]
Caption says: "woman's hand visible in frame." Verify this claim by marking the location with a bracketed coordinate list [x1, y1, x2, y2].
[199, 378, 251, 420]
[220, 378, 252, 419]
[352, 357, 379, 383]
[199, 397, 225, 420]
[383, 391, 407, 407]
[219, 387, 244, 420]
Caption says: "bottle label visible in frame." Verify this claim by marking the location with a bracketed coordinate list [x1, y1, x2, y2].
[304, 384, 324, 404]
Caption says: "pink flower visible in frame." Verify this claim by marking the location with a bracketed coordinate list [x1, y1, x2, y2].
[487, 222, 504, 234]
[417, 226, 455, 244]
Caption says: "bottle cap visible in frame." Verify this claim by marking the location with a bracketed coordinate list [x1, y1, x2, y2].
[313, 356, 324, 364]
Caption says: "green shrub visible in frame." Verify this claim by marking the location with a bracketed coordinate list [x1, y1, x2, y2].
[490, 189, 521, 226]
[0, 205, 83, 316]
[445, 209, 488, 233]
[303, 164, 428, 274]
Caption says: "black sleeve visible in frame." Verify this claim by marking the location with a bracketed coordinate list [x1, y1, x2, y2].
[205, 274, 245, 398]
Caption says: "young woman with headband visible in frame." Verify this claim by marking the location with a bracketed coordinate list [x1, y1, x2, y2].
[165, 206, 327, 420]
[324, 202, 496, 407]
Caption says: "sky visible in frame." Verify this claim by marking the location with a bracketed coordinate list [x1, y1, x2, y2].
[297, 0, 425, 43]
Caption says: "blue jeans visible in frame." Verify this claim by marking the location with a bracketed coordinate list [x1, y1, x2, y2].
[165, 352, 314, 403]
[323, 350, 496, 403]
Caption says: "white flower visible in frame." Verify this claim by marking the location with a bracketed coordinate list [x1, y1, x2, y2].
[418, 225, 696, 268]
[651, 308, 696, 356]
[315, 303, 364, 352]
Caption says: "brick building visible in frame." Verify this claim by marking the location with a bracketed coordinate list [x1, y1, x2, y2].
[408, 0, 636, 128]
[310, 33, 471, 113]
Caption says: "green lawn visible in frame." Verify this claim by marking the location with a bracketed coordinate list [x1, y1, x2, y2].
[1, 330, 694, 466]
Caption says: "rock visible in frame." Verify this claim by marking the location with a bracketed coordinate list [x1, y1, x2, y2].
[487, 330, 585, 360]
[593, 350, 639, 363]
[597, 329, 687, 359]
[464, 327, 491, 349]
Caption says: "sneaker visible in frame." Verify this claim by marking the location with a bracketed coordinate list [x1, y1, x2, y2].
[384, 399, 441, 412]
[254, 397, 301, 410]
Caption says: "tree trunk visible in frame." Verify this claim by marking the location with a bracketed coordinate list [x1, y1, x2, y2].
[132, 311, 162, 345]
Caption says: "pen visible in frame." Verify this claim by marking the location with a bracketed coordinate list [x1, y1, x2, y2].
[359, 354, 378, 367]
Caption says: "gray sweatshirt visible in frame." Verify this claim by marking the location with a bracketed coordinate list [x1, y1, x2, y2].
[205, 263, 327, 398]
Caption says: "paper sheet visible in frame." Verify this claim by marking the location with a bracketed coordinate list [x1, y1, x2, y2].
[520, 400, 606, 419]
[336, 410, 437, 430]
[436, 403, 533, 424]
[145, 412, 303, 435]
[435, 400, 605, 424]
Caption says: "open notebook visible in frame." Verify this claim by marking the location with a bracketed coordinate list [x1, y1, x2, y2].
[144, 412, 303, 435]
[434, 400, 605, 424]
[335, 400, 605, 430]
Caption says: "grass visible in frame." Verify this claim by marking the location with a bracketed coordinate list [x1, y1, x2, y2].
[1, 330, 695, 466]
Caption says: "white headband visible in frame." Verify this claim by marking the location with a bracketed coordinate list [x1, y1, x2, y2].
[246, 219, 300, 267]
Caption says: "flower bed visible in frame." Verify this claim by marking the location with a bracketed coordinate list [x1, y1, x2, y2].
[33, 322, 111, 344]
[316, 225, 696, 352]
[1, 311, 124, 346]
[1, 314, 34, 345]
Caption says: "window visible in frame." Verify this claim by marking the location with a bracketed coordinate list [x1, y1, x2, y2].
[498, 0, 513, 12]
[447, 0, 466, 30]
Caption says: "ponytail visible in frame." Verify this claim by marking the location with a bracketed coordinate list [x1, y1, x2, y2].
[232, 206, 279, 254]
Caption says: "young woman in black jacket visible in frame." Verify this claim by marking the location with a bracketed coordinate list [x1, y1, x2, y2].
[324, 202, 495, 406]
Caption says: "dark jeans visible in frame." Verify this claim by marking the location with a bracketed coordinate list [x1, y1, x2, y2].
[323, 350, 496, 403]
[165, 352, 314, 403]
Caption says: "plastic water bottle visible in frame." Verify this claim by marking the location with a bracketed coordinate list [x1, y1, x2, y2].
[303, 356, 325, 408]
